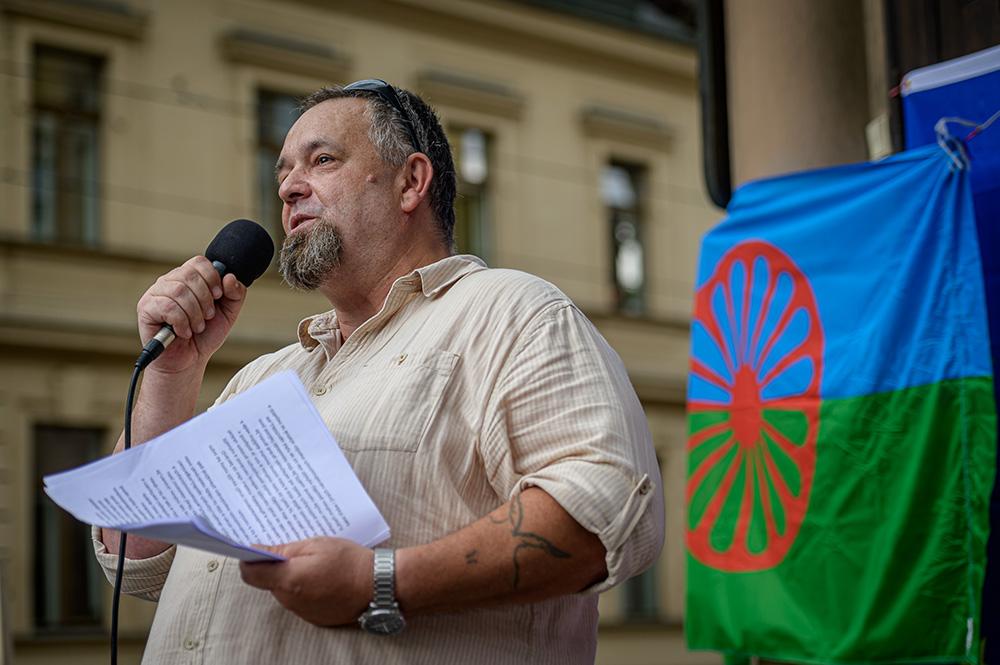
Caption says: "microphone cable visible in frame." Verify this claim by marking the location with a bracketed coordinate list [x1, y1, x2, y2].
[110, 360, 142, 665]
[104, 218, 273, 664]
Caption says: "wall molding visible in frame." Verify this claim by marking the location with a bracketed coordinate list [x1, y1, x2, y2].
[417, 70, 524, 119]
[581, 106, 673, 150]
[1, 0, 147, 40]
[220, 29, 350, 83]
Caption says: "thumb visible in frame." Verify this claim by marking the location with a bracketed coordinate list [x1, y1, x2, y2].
[240, 554, 284, 590]
[248, 543, 298, 564]
[221, 273, 248, 304]
[217, 278, 247, 321]
[255, 540, 310, 558]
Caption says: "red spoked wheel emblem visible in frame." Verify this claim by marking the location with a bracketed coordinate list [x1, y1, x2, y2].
[687, 240, 823, 572]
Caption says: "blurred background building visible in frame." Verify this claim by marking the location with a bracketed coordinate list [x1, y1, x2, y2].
[0, 0, 719, 663]
[5, 0, 995, 663]
[707, 0, 999, 198]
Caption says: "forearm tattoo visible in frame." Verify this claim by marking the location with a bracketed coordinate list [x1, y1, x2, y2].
[488, 493, 570, 589]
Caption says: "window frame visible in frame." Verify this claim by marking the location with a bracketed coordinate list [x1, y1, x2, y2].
[603, 159, 648, 317]
[31, 424, 106, 633]
[30, 43, 106, 247]
[255, 88, 304, 248]
[230, 66, 334, 255]
[448, 124, 495, 261]
[417, 76, 521, 270]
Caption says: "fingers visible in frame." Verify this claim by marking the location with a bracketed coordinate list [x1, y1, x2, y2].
[172, 256, 221, 322]
[139, 256, 223, 340]
[189, 256, 224, 301]
[239, 539, 373, 627]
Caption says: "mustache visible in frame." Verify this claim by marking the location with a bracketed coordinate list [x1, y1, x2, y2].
[287, 206, 326, 222]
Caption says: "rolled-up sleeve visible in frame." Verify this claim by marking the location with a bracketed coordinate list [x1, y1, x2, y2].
[91, 525, 176, 601]
[479, 303, 665, 593]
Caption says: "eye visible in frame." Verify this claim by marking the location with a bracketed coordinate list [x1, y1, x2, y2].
[316, 154, 334, 165]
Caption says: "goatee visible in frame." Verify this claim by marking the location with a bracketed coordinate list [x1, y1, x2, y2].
[279, 219, 343, 291]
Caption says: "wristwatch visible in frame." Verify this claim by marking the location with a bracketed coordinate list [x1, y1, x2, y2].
[358, 548, 406, 635]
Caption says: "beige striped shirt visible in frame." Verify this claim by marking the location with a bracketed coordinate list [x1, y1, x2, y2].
[93, 255, 664, 664]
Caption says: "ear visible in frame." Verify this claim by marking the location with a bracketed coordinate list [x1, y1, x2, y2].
[399, 152, 434, 215]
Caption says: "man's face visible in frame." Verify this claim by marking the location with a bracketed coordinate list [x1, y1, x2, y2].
[275, 98, 398, 290]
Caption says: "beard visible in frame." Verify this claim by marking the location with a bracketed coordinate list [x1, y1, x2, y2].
[278, 218, 343, 291]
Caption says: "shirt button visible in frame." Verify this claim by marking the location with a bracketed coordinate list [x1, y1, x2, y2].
[638, 480, 652, 495]
[312, 385, 328, 396]
[183, 638, 198, 650]
[207, 560, 219, 572]
[396, 353, 407, 365]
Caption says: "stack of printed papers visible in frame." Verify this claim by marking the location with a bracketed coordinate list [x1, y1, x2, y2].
[44, 371, 390, 561]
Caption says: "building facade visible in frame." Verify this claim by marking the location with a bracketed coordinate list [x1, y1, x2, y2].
[0, 1, 721, 663]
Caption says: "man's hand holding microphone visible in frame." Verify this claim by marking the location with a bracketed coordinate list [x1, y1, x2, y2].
[104, 219, 274, 559]
[137, 255, 247, 374]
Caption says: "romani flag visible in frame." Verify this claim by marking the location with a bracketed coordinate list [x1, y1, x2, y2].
[685, 142, 996, 663]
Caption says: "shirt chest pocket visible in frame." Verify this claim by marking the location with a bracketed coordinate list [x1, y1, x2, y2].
[333, 348, 460, 453]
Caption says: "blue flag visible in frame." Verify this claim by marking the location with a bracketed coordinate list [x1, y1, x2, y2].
[686, 144, 996, 663]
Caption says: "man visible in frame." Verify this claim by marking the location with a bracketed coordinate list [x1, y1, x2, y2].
[94, 80, 664, 664]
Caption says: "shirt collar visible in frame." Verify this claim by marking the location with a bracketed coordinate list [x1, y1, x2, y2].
[297, 311, 338, 351]
[412, 254, 487, 297]
[296, 254, 487, 350]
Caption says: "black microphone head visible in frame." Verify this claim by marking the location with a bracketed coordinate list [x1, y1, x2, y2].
[205, 219, 275, 286]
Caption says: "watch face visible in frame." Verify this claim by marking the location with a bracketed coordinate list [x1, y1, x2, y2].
[360, 608, 406, 635]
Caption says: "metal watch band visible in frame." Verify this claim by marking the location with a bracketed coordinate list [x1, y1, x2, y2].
[372, 548, 396, 607]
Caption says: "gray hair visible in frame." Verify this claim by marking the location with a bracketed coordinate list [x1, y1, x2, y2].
[299, 84, 457, 249]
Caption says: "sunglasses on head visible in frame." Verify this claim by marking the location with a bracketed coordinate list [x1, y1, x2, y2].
[343, 78, 424, 155]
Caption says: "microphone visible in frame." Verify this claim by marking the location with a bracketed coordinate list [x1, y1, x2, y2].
[135, 219, 275, 370]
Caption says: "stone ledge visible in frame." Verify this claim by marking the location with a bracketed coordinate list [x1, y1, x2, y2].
[220, 29, 351, 82]
[417, 70, 524, 119]
[1, 0, 147, 40]
[581, 106, 673, 150]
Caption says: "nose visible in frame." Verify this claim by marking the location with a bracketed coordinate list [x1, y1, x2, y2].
[278, 165, 311, 204]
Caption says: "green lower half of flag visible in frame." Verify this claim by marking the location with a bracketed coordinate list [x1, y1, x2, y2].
[686, 376, 996, 665]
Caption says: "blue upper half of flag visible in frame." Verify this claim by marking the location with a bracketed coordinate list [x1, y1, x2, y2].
[902, 51, 1000, 412]
[691, 144, 992, 402]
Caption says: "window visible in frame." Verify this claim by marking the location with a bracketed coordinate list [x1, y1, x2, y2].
[622, 566, 658, 622]
[602, 162, 646, 316]
[32, 45, 104, 246]
[623, 450, 662, 622]
[450, 127, 492, 260]
[33, 425, 105, 630]
[257, 90, 300, 244]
